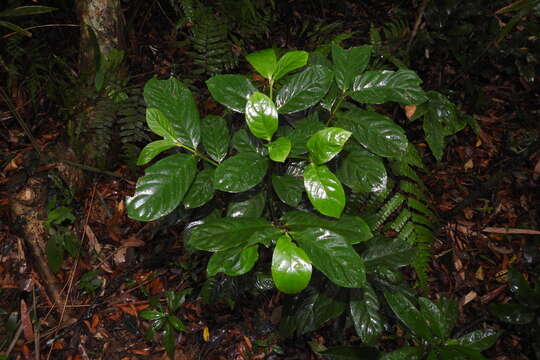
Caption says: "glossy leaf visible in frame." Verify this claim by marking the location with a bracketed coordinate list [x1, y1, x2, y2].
[293, 228, 366, 288]
[186, 217, 274, 251]
[144, 77, 200, 148]
[304, 164, 345, 218]
[272, 235, 312, 294]
[384, 291, 433, 341]
[162, 322, 175, 358]
[226, 191, 266, 218]
[231, 129, 267, 156]
[137, 139, 176, 165]
[423, 108, 445, 161]
[350, 69, 428, 105]
[419, 297, 457, 339]
[245, 92, 278, 140]
[337, 149, 387, 193]
[140, 310, 165, 320]
[380, 347, 423, 360]
[338, 108, 408, 159]
[350, 284, 383, 346]
[288, 116, 326, 155]
[507, 268, 540, 308]
[206, 74, 257, 113]
[183, 168, 215, 209]
[276, 65, 333, 114]
[457, 329, 500, 352]
[489, 303, 535, 324]
[307, 127, 351, 165]
[214, 152, 269, 193]
[127, 154, 197, 221]
[284, 211, 372, 244]
[246, 49, 276, 79]
[332, 44, 372, 92]
[207, 245, 259, 276]
[201, 115, 229, 162]
[362, 237, 416, 270]
[168, 315, 186, 332]
[272, 175, 304, 207]
[268, 137, 292, 162]
[146, 108, 176, 141]
[273, 50, 309, 81]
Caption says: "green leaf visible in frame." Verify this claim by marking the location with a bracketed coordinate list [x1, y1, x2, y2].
[226, 191, 266, 218]
[140, 310, 166, 320]
[423, 108, 445, 162]
[418, 297, 457, 340]
[46, 235, 64, 273]
[337, 108, 408, 159]
[0, 6, 57, 17]
[380, 347, 423, 360]
[201, 115, 229, 162]
[439, 346, 487, 360]
[268, 137, 292, 162]
[272, 235, 312, 294]
[246, 49, 276, 79]
[283, 211, 372, 244]
[144, 77, 200, 148]
[288, 116, 326, 156]
[276, 65, 333, 114]
[457, 329, 500, 352]
[168, 315, 186, 332]
[206, 74, 257, 113]
[350, 69, 428, 105]
[425, 91, 464, 136]
[293, 228, 366, 288]
[362, 236, 416, 270]
[304, 164, 345, 218]
[337, 149, 387, 193]
[145, 108, 176, 141]
[127, 154, 197, 221]
[384, 291, 433, 342]
[245, 92, 278, 141]
[231, 129, 267, 156]
[319, 346, 380, 360]
[186, 217, 274, 251]
[489, 303, 535, 324]
[350, 284, 383, 346]
[183, 168, 215, 209]
[162, 322, 175, 358]
[273, 50, 309, 81]
[0, 20, 31, 36]
[214, 152, 268, 193]
[332, 44, 372, 92]
[307, 127, 351, 165]
[272, 175, 304, 207]
[207, 245, 259, 276]
[137, 139, 176, 165]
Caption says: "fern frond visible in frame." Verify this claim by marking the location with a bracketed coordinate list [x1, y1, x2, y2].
[117, 88, 149, 167]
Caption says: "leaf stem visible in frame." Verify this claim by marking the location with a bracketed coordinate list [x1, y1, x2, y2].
[327, 95, 346, 126]
[269, 79, 274, 100]
[175, 142, 219, 166]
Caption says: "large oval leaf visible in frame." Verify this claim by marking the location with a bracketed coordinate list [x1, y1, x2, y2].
[350, 284, 383, 346]
[293, 228, 366, 288]
[268, 136, 292, 162]
[226, 191, 266, 218]
[304, 164, 345, 218]
[144, 77, 200, 148]
[183, 168, 215, 209]
[273, 50, 309, 81]
[206, 74, 257, 113]
[362, 237, 416, 270]
[127, 154, 197, 221]
[201, 115, 229, 162]
[207, 245, 259, 276]
[186, 217, 274, 251]
[307, 127, 351, 165]
[383, 291, 433, 342]
[214, 152, 269, 193]
[332, 44, 372, 92]
[276, 65, 333, 114]
[337, 149, 387, 193]
[245, 92, 278, 141]
[456, 329, 501, 352]
[246, 49, 276, 80]
[137, 139, 176, 165]
[350, 69, 428, 105]
[337, 108, 408, 159]
[272, 175, 304, 207]
[272, 235, 312, 294]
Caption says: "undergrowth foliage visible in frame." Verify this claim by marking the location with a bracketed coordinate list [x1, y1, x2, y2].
[126, 45, 477, 354]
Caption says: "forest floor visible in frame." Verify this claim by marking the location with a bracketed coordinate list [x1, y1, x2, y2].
[1, 1, 539, 359]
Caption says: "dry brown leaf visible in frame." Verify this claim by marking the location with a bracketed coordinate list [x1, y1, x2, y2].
[405, 105, 416, 119]
[20, 299, 34, 341]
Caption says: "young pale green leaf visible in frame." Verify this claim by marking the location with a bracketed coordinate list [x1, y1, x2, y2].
[350, 285, 383, 346]
[272, 235, 312, 294]
[332, 44, 372, 92]
[273, 50, 309, 81]
[245, 92, 278, 141]
[214, 152, 268, 193]
[362, 237, 416, 270]
[379, 347, 423, 360]
[137, 139, 176, 165]
[144, 77, 200, 148]
[293, 228, 366, 288]
[283, 211, 372, 244]
[146, 108, 177, 141]
[183, 168, 215, 209]
[384, 291, 433, 342]
[304, 164, 345, 218]
[186, 217, 274, 252]
[457, 329, 501, 352]
[231, 129, 267, 156]
[127, 154, 197, 221]
[268, 137, 292, 162]
[246, 49, 277, 79]
[288, 116, 326, 156]
[226, 191, 266, 218]
[206, 74, 257, 113]
[337, 149, 387, 193]
[276, 65, 334, 114]
[350, 69, 428, 105]
[0, 5, 57, 17]
[272, 175, 304, 207]
[207, 245, 259, 276]
[337, 108, 408, 159]
[201, 115, 229, 162]
[307, 127, 351, 165]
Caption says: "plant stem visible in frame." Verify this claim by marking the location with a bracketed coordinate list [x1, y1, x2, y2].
[176, 142, 219, 166]
[269, 79, 274, 100]
[327, 94, 346, 125]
